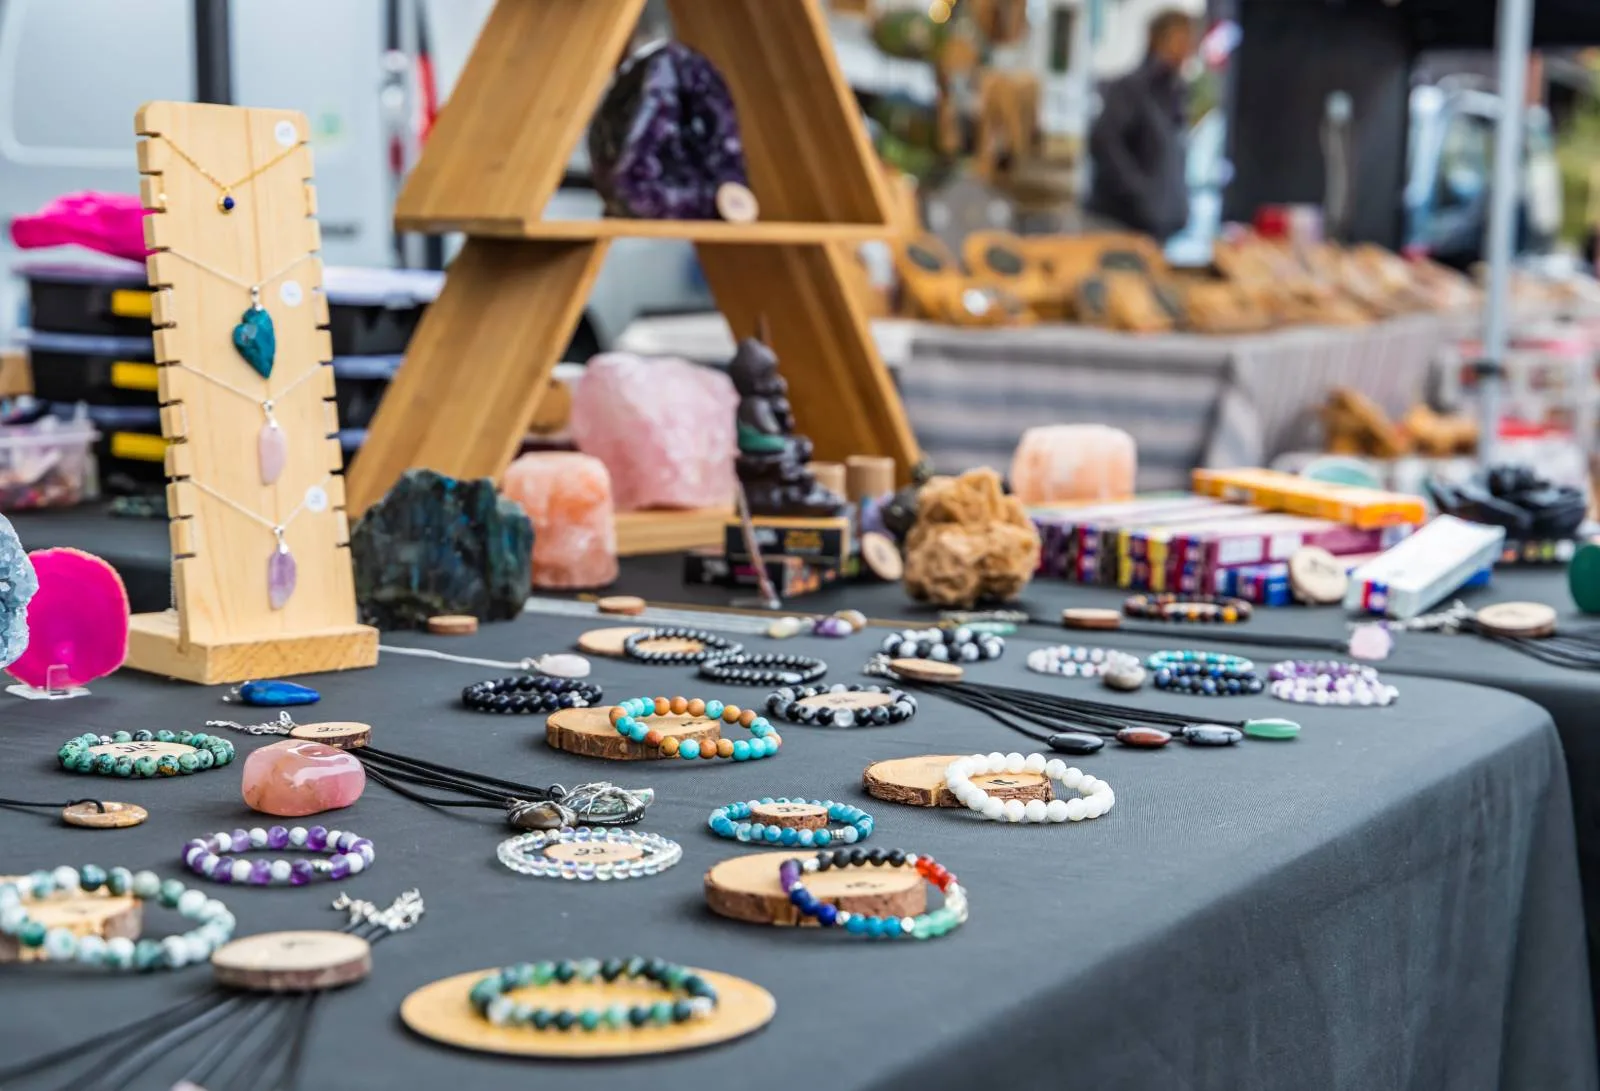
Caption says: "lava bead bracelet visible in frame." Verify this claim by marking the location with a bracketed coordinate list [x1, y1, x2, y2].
[944, 753, 1114, 823]
[1144, 650, 1255, 672]
[471, 957, 718, 1030]
[1025, 644, 1115, 678]
[1124, 593, 1252, 624]
[622, 627, 743, 665]
[698, 651, 827, 687]
[1268, 660, 1399, 707]
[707, 798, 873, 846]
[0, 865, 235, 971]
[879, 626, 1004, 663]
[497, 827, 682, 881]
[1152, 662, 1264, 697]
[779, 848, 967, 939]
[764, 683, 917, 727]
[461, 675, 603, 714]
[58, 730, 234, 777]
[182, 825, 374, 886]
[610, 696, 781, 761]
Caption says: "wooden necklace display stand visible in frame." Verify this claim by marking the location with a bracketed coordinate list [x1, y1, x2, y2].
[127, 102, 377, 684]
[344, 0, 921, 553]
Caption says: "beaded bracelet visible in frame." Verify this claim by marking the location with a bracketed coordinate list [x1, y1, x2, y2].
[1144, 649, 1255, 672]
[1025, 644, 1115, 678]
[182, 825, 374, 887]
[610, 696, 781, 761]
[1124, 593, 1252, 624]
[707, 797, 873, 846]
[878, 626, 1004, 664]
[764, 683, 917, 727]
[1152, 662, 1264, 697]
[1268, 660, 1399, 707]
[461, 675, 602, 714]
[497, 827, 683, 881]
[779, 849, 967, 939]
[698, 651, 827, 687]
[944, 753, 1114, 823]
[622, 627, 743, 665]
[0, 865, 235, 971]
[470, 957, 718, 1031]
[58, 730, 235, 777]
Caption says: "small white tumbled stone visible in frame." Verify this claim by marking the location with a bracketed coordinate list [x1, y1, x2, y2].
[1063, 768, 1084, 790]
[1001, 799, 1026, 823]
[1065, 798, 1089, 821]
[1044, 758, 1067, 779]
[1045, 799, 1071, 823]
[269, 860, 292, 884]
[288, 827, 308, 847]
[214, 832, 233, 853]
[177, 889, 207, 918]
[230, 860, 253, 884]
[1023, 753, 1047, 773]
[980, 797, 1005, 820]
[1004, 753, 1026, 774]
[1023, 799, 1048, 823]
[249, 827, 269, 848]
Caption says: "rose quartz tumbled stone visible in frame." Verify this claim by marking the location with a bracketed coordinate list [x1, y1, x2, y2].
[1009, 424, 1137, 506]
[502, 452, 620, 589]
[570, 352, 738, 511]
[241, 740, 365, 817]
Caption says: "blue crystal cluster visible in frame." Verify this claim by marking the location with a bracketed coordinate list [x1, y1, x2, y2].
[0, 513, 38, 668]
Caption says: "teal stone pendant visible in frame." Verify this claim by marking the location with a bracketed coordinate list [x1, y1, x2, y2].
[232, 291, 275, 379]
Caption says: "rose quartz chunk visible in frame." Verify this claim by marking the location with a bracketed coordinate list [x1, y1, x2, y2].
[241, 740, 365, 817]
[502, 452, 619, 589]
[570, 352, 738, 510]
[1010, 424, 1137, 506]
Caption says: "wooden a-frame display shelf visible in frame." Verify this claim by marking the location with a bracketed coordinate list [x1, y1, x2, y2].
[346, 0, 921, 533]
[128, 102, 377, 684]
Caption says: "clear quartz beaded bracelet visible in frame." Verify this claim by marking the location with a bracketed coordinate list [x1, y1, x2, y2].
[496, 826, 682, 881]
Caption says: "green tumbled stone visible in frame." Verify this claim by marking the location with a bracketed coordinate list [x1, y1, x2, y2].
[133, 757, 157, 777]
[468, 979, 498, 1011]
[79, 865, 106, 891]
[532, 961, 555, 985]
[132, 731, 153, 742]
[159, 879, 184, 908]
[18, 921, 46, 947]
[650, 1001, 674, 1025]
[74, 753, 96, 773]
[114, 758, 134, 777]
[1243, 717, 1302, 740]
[177, 753, 199, 774]
[155, 755, 180, 776]
[94, 754, 117, 775]
[603, 1003, 628, 1029]
[195, 750, 215, 770]
[578, 1009, 601, 1031]
[107, 868, 131, 896]
[155, 730, 175, 743]
[112, 731, 132, 743]
[134, 939, 163, 970]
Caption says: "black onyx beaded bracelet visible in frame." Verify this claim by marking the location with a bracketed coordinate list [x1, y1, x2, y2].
[461, 676, 603, 714]
[765, 684, 917, 727]
[622, 627, 743, 665]
[698, 652, 827, 687]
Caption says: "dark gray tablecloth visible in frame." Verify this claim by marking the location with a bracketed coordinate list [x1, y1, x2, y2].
[0, 613, 1591, 1090]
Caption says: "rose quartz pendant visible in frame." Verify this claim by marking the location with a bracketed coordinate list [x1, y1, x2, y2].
[268, 539, 297, 610]
[259, 420, 287, 485]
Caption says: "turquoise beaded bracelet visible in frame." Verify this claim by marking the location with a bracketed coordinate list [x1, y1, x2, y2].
[609, 696, 781, 762]
[470, 957, 718, 1031]
[1143, 650, 1255, 672]
[58, 730, 235, 778]
[708, 798, 873, 846]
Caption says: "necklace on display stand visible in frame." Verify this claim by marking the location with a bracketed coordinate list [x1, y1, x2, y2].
[160, 249, 316, 380]
[186, 473, 332, 611]
[169, 360, 326, 486]
[155, 131, 306, 214]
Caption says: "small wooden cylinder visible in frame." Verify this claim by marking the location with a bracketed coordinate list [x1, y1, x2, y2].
[846, 455, 896, 500]
[808, 461, 848, 498]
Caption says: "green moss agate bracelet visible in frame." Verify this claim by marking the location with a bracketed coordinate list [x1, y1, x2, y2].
[57, 730, 235, 778]
[470, 957, 718, 1031]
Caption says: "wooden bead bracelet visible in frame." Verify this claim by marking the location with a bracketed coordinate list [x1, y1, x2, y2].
[1123, 593, 1252, 624]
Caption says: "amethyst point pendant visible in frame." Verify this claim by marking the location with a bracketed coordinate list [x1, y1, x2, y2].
[268, 536, 297, 610]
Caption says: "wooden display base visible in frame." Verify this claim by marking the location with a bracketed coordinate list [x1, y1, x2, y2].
[863, 755, 1053, 808]
[704, 850, 925, 925]
[126, 611, 378, 685]
[546, 707, 722, 761]
[616, 508, 731, 557]
[212, 930, 372, 991]
[401, 966, 774, 1058]
[0, 887, 141, 962]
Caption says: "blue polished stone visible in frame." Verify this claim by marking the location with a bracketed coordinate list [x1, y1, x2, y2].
[237, 679, 320, 706]
[232, 305, 276, 379]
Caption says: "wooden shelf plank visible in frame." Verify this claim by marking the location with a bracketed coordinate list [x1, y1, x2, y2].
[391, 216, 895, 244]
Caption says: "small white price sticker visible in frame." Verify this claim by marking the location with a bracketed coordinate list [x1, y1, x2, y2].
[274, 120, 299, 148]
[304, 485, 329, 513]
[279, 280, 303, 307]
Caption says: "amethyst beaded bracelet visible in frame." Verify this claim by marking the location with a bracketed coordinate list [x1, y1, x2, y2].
[1267, 660, 1399, 707]
[181, 825, 374, 887]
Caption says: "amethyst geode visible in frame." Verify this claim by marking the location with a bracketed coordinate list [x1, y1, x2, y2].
[588, 41, 750, 220]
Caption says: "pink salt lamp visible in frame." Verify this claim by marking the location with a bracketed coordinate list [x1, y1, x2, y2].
[1009, 424, 1137, 507]
[501, 452, 620, 589]
[242, 740, 366, 817]
[8, 548, 129, 690]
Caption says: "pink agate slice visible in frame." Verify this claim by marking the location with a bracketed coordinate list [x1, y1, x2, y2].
[502, 452, 619, 589]
[241, 740, 366, 817]
[9, 548, 130, 689]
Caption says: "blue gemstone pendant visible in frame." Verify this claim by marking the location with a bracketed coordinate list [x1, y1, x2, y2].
[231, 679, 320, 707]
[219, 193, 236, 212]
[232, 303, 275, 379]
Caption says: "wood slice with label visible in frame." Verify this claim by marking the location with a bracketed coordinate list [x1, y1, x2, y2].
[860, 532, 904, 581]
[576, 627, 706, 659]
[541, 841, 645, 866]
[797, 690, 895, 712]
[288, 721, 373, 749]
[747, 801, 829, 830]
[401, 966, 774, 1059]
[427, 614, 479, 635]
[704, 850, 926, 926]
[0, 888, 141, 962]
[596, 595, 647, 616]
[1475, 601, 1558, 639]
[61, 801, 149, 829]
[1287, 546, 1348, 605]
[863, 754, 1053, 808]
[87, 740, 198, 761]
[211, 930, 372, 991]
[887, 658, 963, 683]
[1061, 607, 1122, 630]
[546, 706, 722, 761]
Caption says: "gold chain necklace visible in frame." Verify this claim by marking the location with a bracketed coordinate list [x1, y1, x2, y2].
[156, 134, 304, 213]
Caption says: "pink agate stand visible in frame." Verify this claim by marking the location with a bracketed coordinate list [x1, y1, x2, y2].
[6, 548, 129, 700]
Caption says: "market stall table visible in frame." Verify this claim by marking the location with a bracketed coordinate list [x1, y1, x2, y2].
[0, 615, 1590, 1090]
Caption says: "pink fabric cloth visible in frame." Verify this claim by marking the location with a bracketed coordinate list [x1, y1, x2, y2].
[10, 192, 151, 263]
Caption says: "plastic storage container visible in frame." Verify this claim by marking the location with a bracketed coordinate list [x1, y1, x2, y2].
[0, 410, 99, 511]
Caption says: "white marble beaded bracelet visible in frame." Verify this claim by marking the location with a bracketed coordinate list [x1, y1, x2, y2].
[1025, 645, 1114, 678]
[944, 753, 1115, 823]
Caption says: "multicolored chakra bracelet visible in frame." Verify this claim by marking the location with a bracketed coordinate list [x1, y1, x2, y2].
[461, 675, 602, 714]
[944, 753, 1114, 823]
[879, 626, 1004, 663]
[764, 684, 917, 727]
[621, 627, 742, 665]
[1268, 660, 1399, 707]
[609, 696, 781, 761]
[497, 827, 683, 881]
[698, 651, 827, 687]
[0, 866, 235, 971]
[1124, 593, 1252, 624]
[470, 958, 718, 1030]
[182, 825, 374, 886]
[707, 798, 873, 846]
[57, 730, 235, 777]
[779, 849, 968, 939]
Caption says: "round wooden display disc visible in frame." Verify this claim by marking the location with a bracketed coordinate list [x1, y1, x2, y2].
[863, 754, 1053, 808]
[542, 841, 646, 865]
[86, 740, 197, 761]
[576, 628, 706, 660]
[1287, 546, 1348, 605]
[0, 888, 140, 962]
[1475, 601, 1558, 639]
[61, 800, 149, 829]
[887, 658, 963, 684]
[704, 850, 926, 926]
[211, 930, 372, 992]
[402, 965, 773, 1059]
[861, 532, 904, 581]
[748, 801, 828, 829]
[288, 721, 373, 749]
[427, 614, 479, 635]
[596, 595, 647, 616]
[716, 182, 761, 224]
[546, 706, 722, 761]
[1061, 608, 1122, 631]
[797, 691, 894, 712]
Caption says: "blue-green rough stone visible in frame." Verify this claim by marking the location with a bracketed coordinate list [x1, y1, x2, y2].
[232, 305, 276, 379]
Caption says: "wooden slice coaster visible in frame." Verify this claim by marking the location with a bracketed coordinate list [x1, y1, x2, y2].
[211, 930, 372, 992]
[546, 706, 722, 761]
[1061, 607, 1122, 631]
[0, 888, 140, 962]
[401, 965, 774, 1059]
[1287, 546, 1348, 606]
[797, 691, 895, 712]
[596, 595, 647, 617]
[704, 850, 926, 926]
[1475, 601, 1558, 639]
[427, 614, 479, 635]
[863, 754, 1052, 808]
[887, 658, 963, 683]
[288, 721, 373, 749]
[62, 800, 149, 829]
[861, 532, 904, 581]
[715, 182, 761, 225]
[576, 627, 706, 660]
[748, 801, 829, 830]
[542, 841, 646, 865]
[87, 740, 197, 761]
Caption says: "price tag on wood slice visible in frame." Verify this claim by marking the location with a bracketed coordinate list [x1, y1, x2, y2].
[704, 850, 927, 926]
[426, 614, 479, 635]
[542, 841, 646, 864]
[1061, 607, 1122, 630]
[863, 754, 1053, 808]
[1475, 601, 1558, 639]
[596, 595, 647, 617]
[288, 721, 373, 749]
[546, 706, 722, 761]
[87, 740, 197, 760]
[61, 800, 149, 829]
[797, 690, 895, 711]
[0, 890, 140, 962]
[1288, 546, 1348, 605]
[887, 657, 964, 683]
[715, 182, 761, 224]
[576, 626, 645, 657]
[748, 801, 829, 829]
[860, 532, 904, 581]
[212, 930, 372, 992]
